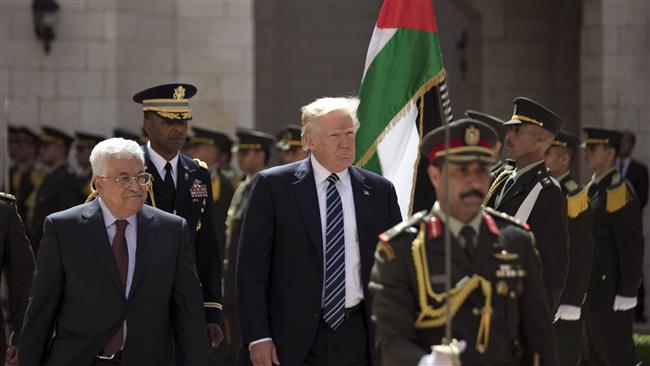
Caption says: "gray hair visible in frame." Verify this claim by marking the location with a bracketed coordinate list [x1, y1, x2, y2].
[300, 97, 361, 136]
[90, 138, 144, 176]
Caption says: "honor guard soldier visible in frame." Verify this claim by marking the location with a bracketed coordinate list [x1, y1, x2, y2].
[483, 97, 568, 312]
[186, 126, 235, 260]
[581, 127, 644, 366]
[0, 192, 35, 365]
[8, 127, 44, 221]
[74, 132, 104, 199]
[221, 128, 274, 365]
[544, 131, 594, 365]
[30, 126, 83, 253]
[275, 124, 307, 165]
[370, 119, 558, 366]
[133, 83, 225, 349]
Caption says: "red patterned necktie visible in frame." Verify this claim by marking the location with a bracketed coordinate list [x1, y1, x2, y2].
[103, 219, 129, 355]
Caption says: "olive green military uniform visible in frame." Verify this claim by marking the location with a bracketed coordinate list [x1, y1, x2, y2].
[221, 175, 253, 364]
[0, 193, 35, 356]
[209, 164, 234, 260]
[370, 207, 558, 366]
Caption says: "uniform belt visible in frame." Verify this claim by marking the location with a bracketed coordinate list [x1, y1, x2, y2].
[97, 350, 122, 361]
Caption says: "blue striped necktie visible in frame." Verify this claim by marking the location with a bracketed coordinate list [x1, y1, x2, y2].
[323, 173, 346, 330]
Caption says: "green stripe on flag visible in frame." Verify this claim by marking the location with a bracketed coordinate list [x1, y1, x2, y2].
[355, 28, 444, 171]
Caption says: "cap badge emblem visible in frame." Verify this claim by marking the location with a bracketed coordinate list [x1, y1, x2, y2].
[173, 85, 186, 100]
[465, 125, 480, 146]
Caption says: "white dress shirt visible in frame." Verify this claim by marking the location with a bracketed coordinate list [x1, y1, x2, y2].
[147, 141, 179, 187]
[98, 197, 138, 345]
[311, 155, 364, 308]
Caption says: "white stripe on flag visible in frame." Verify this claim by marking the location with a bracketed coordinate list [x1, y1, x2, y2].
[362, 27, 398, 81]
[376, 102, 420, 219]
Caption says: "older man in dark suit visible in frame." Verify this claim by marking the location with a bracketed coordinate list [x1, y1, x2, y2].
[19, 137, 207, 365]
[237, 97, 402, 366]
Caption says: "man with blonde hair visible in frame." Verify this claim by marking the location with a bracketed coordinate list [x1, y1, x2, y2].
[237, 97, 402, 366]
[20, 138, 207, 365]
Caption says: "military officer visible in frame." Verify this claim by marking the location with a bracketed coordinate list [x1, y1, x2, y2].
[275, 124, 307, 165]
[581, 127, 644, 366]
[483, 97, 568, 312]
[186, 126, 235, 260]
[544, 131, 594, 365]
[8, 127, 43, 221]
[370, 118, 558, 366]
[221, 128, 274, 365]
[30, 127, 83, 253]
[73, 132, 104, 199]
[133, 83, 224, 349]
[0, 193, 35, 365]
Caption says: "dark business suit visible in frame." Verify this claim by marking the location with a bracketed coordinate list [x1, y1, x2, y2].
[237, 158, 402, 366]
[0, 193, 35, 357]
[485, 161, 569, 312]
[143, 145, 223, 323]
[19, 200, 208, 366]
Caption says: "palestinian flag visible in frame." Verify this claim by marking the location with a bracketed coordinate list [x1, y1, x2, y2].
[355, 0, 451, 218]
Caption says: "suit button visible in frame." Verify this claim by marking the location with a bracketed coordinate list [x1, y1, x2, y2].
[472, 308, 480, 316]
[601, 275, 607, 280]
[314, 312, 320, 318]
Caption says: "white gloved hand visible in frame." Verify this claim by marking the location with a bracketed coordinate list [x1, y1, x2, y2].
[418, 340, 466, 366]
[554, 304, 581, 322]
[613, 295, 637, 311]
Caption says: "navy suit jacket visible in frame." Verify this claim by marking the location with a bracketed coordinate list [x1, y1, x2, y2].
[236, 158, 402, 365]
[19, 201, 207, 365]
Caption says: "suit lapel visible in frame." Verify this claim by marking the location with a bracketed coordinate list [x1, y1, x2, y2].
[129, 205, 157, 298]
[291, 159, 324, 265]
[497, 162, 544, 209]
[81, 200, 122, 293]
[472, 220, 501, 270]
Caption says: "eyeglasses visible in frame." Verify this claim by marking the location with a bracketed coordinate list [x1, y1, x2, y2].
[99, 173, 152, 188]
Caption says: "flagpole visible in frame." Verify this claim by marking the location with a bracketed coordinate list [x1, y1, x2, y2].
[438, 76, 454, 344]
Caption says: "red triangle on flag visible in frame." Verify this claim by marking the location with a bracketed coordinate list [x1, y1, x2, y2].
[376, 0, 439, 32]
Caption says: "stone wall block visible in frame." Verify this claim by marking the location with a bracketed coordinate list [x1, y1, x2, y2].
[176, 1, 225, 18]
[39, 98, 80, 128]
[11, 70, 56, 97]
[57, 11, 103, 41]
[57, 71, 104, 97]
[7, 99, 38, 126]
[41, 41, 87, 70]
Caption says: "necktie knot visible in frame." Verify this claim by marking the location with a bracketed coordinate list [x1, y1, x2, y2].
[115, 219, 128, 233]
[164, 162, 173, 172]
[327, 174, 339, 185]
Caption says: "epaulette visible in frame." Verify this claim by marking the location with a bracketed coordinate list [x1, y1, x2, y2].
[537, 169, 555, 188]
[567, 185, 589, 218]
[606, 172, 630, 213]
[0, 192, 16, 203]
[563, 179, 579, 193]
[483, 206, 530, 230]
[193, 158, 208, 170]
[378, 210, 426, 243]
